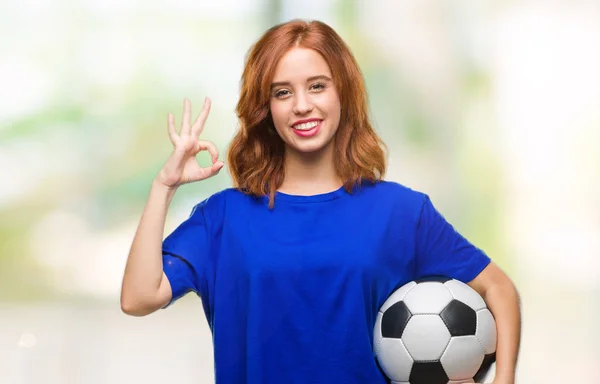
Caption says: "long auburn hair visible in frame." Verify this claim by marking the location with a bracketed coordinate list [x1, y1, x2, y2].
[227, 19, 387, 208]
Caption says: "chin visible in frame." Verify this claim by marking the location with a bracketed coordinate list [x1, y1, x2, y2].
[288, 140, 334, 155]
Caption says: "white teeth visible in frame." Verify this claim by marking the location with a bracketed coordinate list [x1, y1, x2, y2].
[293, 121, 320, 130]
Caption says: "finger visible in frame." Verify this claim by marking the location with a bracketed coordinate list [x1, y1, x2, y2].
[181, 98, 192, 135]
[196, 161, 225, 181]
[167, 113, 178, 144]
[196, 139, 220, 163]
[192, 97, 211, 137]
[211, 161, 225, 174]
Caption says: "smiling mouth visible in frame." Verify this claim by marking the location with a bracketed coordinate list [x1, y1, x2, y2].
[292, 120, 321, 130]
[291, 120, 322, 137]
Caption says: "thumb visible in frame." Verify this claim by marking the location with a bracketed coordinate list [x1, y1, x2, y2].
[190, 161, 225, 183]
[213, 161, 225, 172]
[207, 161, 225, 177]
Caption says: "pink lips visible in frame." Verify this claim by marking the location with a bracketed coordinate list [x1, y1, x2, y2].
[292, 120, 322, 137]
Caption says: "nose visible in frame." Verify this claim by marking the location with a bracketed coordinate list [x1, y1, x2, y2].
[292, 91, 314, 115]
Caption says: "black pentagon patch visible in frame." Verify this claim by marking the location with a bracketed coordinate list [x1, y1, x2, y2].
[415, 275, 452, 284]
[381, 301, 412, 338]
[440, 299, 477, 336]
[409, 361, 448, 384]
[473, 352, 496, 382]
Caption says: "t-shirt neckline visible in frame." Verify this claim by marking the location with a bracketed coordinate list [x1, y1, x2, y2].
[272, 185, 347, 203]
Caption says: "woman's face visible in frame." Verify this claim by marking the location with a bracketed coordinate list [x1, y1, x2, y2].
[269, 47, 341, 156]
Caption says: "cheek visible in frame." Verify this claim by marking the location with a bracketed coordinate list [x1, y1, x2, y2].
[327, 98, 342, 126]
[324, 93, 341, 116]
[269, 103, 287, 128]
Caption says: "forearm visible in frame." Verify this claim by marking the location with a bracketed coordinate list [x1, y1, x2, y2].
[120, 179, 177, 309]
[483, 279, 521, 383]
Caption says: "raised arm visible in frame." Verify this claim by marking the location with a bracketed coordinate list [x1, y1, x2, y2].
[120, 98, 224, 316]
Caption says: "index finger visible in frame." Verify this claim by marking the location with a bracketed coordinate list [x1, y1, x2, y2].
[191, 97, 211, 137]
[196, 139, 219, 163]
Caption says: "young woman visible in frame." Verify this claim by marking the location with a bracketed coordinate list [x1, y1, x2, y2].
[120, 19, 521, 384]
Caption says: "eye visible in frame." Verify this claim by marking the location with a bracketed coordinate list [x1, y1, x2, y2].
[274, 89, 291, 98]
[310, 82, 326, 91]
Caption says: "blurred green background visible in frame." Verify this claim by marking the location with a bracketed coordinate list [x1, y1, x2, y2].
[1, 0, 598, 382]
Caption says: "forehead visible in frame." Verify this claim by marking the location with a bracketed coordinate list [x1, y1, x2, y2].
[272, 47, 332, 81]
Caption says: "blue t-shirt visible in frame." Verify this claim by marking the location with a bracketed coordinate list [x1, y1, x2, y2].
[162, 180, 491, 383]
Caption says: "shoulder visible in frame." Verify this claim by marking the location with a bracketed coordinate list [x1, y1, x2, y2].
[350, 180, 431, 223]
[190, 187, 259, 218]
[355, 180, 428, 205]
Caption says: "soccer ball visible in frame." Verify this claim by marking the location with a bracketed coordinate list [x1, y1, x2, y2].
[373, 276, 497, 384]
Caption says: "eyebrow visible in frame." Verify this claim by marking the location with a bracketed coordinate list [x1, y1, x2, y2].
[270, 75, 332, 89]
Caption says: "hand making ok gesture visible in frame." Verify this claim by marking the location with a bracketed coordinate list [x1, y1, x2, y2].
[156, 98, 224, 188]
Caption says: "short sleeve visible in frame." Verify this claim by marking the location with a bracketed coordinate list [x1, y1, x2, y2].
[414, 195, 491, 283]
[162, 200, 211, 307]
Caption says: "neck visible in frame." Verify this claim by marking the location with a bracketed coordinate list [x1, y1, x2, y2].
[278, 145, 342, 195]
